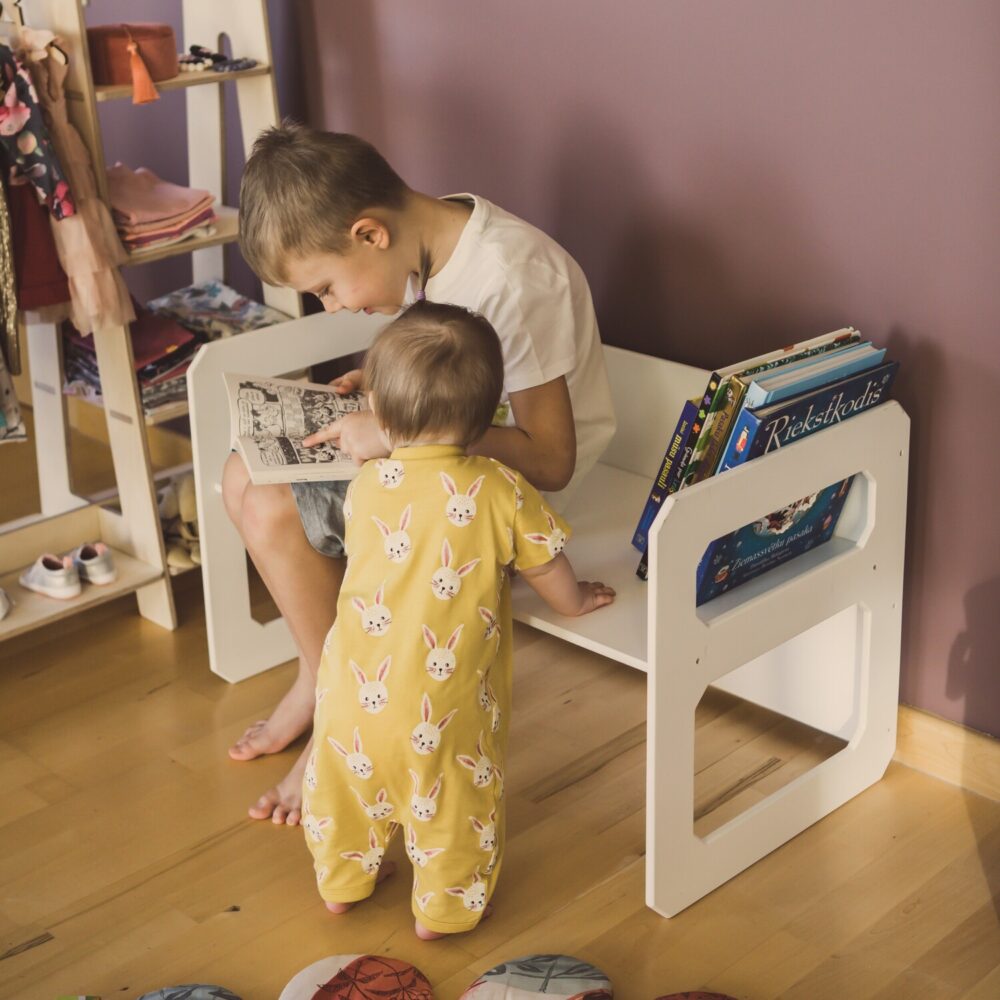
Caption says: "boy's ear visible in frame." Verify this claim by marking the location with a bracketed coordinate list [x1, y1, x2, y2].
[351, 216, 391, 250]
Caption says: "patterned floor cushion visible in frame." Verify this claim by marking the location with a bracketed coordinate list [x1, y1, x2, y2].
[459, 954, 613, 999]
[279, 954, 433, 1000]
[136, 988, 242, 1000]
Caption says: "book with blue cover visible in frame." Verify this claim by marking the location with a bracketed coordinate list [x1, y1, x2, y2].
[741, 342, 886, 410]
[718, 360, 899, 473]
[631, 397, 700, 552]
[695, 476, 855, 605]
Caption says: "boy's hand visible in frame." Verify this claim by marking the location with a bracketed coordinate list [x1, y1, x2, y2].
[329, 368, 365, 395]
[302, 410, 390, 464]
[573, 581, 616, 616]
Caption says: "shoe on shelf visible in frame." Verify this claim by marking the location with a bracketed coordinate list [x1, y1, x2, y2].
[19, 555, 82, 600]
[0, 587, 11, 620]
[71, 542, 119, 585]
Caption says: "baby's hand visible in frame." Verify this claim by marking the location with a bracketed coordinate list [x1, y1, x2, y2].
[302, 410, 389, 463]
[329, 368, 365, 395]
[573, 581, 616, 616]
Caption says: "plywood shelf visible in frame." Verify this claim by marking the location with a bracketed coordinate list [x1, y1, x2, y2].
[83, 64, 272, 102]
[0, 546, 164, 642]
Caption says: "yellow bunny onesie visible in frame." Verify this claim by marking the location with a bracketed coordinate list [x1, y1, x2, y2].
[305, 444, 570, 933]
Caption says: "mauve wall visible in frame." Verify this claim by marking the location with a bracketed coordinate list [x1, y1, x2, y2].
[297, 0, 999, 736]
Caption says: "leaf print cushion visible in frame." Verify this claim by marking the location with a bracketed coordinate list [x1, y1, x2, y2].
[137, 986, 242, 1000]
[459, 953, 613, 998]
[279, 954, 433, 1000]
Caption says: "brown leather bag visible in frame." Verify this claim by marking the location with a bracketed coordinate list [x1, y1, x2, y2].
[87, 23, 178, 103]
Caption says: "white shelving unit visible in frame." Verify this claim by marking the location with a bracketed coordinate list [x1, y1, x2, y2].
[1, 0, 299, 643]
[188, 321, 910, 918]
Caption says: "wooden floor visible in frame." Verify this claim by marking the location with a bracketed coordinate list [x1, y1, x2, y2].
[2, 418, 1000, 998]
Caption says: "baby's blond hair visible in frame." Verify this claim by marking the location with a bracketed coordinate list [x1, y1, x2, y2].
[239, 121, 408, 285]
[364, 303, 504, 448]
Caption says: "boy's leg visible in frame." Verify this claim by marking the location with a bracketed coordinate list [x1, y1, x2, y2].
[221, 453, 345, 824]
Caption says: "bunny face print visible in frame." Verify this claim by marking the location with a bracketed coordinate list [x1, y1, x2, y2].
[441, 472, 485, 526]
[410, 693, 457, 754]
[351, 656, 391, 713]
[352, 582, 392, 636]
[372, 504, 412, 562]
[422, 623, 463, 681]
[431, 539, 480, 600]
[376, 459, 405, 488]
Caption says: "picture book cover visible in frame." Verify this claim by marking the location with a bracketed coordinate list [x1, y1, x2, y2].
[683, 328, 861, 486]
[719, 360, 899, 473]
[631, 397, 700, 552]
[695, 475, 855, 605]
[224, 372, 367, 484]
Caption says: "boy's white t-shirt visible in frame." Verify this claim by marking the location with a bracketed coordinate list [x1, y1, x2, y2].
[418, 193, 616, 508]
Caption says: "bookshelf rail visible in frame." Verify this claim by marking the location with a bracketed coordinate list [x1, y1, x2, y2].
[85, 64, 272, 102]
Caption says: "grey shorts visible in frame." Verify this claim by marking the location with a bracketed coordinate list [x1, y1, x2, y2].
[291, 480, 349, 559]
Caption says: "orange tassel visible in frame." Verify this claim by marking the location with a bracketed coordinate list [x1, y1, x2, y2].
[126, 34, 159, 105]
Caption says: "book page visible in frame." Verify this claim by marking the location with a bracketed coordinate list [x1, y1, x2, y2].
[226, 373, 366, 472]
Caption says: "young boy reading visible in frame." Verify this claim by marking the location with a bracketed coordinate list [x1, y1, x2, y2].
[226, 123, 615, 824]
[304, 300, 615, 938]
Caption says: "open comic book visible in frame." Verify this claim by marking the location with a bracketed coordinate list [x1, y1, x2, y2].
[224, 372, 367, 484]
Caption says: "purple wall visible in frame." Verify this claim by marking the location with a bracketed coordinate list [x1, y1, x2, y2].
[300, 0, 1000, 736]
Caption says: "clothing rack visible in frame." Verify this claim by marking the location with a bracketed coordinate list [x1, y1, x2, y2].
[0, 0, 300, 642]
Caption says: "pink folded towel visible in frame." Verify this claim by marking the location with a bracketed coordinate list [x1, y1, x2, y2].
[106, 163, 216, 227]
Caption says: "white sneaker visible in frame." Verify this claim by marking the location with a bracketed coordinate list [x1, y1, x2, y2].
[71, 542, 118, 585]
[0, 587, 11, 620]
[19, 554, 82, 600]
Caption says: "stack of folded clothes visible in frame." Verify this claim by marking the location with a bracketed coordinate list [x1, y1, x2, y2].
[106, 163, 216, 252]
[63, 282, 290, 418]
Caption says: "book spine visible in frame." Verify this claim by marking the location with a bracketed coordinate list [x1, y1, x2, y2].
[717, 406, 764, 473]
[631, 399, 699, 552]
[681, 373, 727, 486]
[688, 375, 750, 483]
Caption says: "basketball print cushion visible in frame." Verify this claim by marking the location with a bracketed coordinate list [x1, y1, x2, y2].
[459, 954, 613, 999]
[279, 954, 433, 1000]
[136, 987, 242, 1000]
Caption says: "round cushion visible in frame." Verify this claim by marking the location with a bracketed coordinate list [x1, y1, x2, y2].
[459, 954, 613, 998]
[137, 988, 242, 1000]
[279, 954, 432, 1000]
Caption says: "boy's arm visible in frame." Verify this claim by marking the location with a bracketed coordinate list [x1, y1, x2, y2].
[519, 553, 615, 617]
[469, 377, 576, 492]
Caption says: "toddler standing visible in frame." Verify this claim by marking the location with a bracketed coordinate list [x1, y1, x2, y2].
[304, 301, 615, 939]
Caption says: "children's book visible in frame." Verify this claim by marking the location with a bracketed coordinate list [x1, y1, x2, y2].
[719, 360, 899, 473]
[224, 372, 367, 484]
[695, 476, 855, 605]
[683, 328, 861, 487]
[631, 397, 700, 553]
[740, 343, 887, 410]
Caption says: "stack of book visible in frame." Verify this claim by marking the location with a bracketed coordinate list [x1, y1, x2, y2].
[632, 328, 899, 604]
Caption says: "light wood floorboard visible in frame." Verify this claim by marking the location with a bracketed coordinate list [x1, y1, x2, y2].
[1, 417, 999, 999]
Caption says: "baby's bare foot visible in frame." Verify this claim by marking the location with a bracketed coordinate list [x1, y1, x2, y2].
[229, 666, 315, 761]
[414, 902, 493, 940]
[325, 860, 397, 914]
[247, 739, 311, 824]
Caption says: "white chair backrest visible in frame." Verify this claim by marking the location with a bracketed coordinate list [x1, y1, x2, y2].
[600, 345, 709, 479]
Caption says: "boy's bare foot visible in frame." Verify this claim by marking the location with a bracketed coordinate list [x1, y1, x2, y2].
[229, 667, 316, 761]
[325, 860, 397, 914]
[414, 902, 493, 940]
[247, 739, 311, 825]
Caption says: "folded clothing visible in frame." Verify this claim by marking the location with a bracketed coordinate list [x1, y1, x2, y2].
[147, 280, 290, 339]
[120, 209, 217, 248]
[106, 163, 215, 227]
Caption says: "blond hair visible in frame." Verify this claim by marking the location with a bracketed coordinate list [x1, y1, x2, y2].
[364, 302, 504, 448]
[239, 121, 408, 285]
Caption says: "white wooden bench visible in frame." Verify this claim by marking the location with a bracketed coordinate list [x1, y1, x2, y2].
[188, 310, 909, 917]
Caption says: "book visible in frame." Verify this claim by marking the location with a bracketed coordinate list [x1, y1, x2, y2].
[719, 360, 899, 473]
[740, 343, 887, 410]
[224, 372, 367, 484]
[682, 328, 861, 487]
[695, 476, 855, 605]
[631, 397, 700, 553]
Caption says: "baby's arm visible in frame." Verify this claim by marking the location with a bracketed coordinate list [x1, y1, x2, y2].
[519, 553, 615, 617]
[470, 378, 576, 492]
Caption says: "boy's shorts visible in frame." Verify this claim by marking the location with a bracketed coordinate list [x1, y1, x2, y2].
[291, 480, 349, 559]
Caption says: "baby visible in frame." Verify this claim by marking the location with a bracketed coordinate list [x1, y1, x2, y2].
[303, 300, 615, 939]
